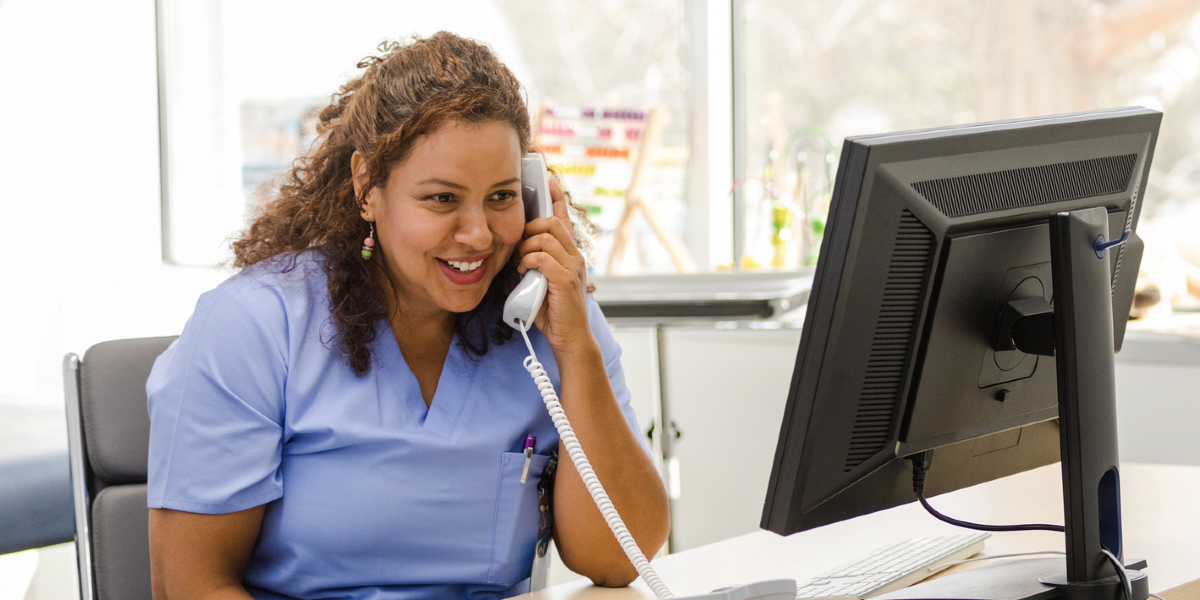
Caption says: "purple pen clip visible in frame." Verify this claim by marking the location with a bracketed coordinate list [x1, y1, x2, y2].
[521, 435, 537, 484]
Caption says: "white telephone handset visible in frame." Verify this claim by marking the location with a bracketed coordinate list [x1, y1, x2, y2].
[506, 159, 793, 600]
[503, 153, 554, 331]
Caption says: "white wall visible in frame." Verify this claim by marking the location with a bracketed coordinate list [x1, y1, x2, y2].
[1115, 332, 1200, 466]
[0, 0, 238, 413]
[0, 5, 225, 598]
[662, 327, 800, 552]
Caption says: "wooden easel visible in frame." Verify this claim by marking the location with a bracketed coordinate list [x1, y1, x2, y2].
[606, 106, 698, 274]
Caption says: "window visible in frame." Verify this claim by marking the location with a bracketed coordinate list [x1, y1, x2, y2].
[158, 0, 1200, 311]
[157, 0, 693, 274]
[742, 0, 1200, 317]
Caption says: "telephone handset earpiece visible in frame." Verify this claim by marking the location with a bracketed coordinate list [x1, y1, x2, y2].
[503, 153, 555, 331]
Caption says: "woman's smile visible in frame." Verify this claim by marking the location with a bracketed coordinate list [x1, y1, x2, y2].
[436, 255, 490, 285]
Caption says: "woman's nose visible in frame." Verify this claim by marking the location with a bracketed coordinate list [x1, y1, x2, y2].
[454, 204, 494, 249]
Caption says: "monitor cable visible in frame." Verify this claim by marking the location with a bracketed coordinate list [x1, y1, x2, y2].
[908, 451, 1066, 533]
[1101, 547, 1133, 600]
[910, 454, 1152, 600]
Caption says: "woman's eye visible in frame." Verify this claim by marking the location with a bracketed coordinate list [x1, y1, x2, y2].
[429, 194, 456, 204]
[490, 191, 517, 203]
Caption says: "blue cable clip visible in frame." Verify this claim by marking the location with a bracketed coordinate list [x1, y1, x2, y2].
[1094, 229, 1132, 258]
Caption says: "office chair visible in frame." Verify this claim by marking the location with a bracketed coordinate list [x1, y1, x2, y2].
[64, 336, 177, 600]
[63, 335, 557, 597]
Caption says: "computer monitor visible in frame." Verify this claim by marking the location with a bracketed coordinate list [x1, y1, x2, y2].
[761, 107, 1161, 599]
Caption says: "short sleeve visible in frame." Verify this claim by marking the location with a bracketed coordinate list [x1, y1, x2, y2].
[586, 295, 648, 452]
[146, 279, 288, 514]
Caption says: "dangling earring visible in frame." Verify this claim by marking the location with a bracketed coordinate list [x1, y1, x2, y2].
[361, 222, 376, 260]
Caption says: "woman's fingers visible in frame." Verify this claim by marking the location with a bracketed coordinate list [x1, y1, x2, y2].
[524, 177, 594, 347]
[525, 211, 581, 260]
[518, 231, 582, 276]
[522, 249, 584, 338]
[539, 177, 579, 256]
[518, 250, 574, 282]
[549, 176, 570, 225]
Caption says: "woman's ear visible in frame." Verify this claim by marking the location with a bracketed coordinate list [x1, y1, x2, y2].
[351, 151, 375, 220]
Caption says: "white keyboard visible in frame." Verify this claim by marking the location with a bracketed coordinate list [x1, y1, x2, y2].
[794, 532, 990, 599]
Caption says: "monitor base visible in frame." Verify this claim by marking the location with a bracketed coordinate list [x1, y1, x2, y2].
[876, 557, 1149, 600]
[1041, 568, 1148, 600]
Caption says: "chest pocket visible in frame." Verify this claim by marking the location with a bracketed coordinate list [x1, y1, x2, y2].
[488, 451, 551, 585]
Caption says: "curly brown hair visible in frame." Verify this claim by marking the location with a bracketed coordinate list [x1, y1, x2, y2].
[232, 32, 592, 376]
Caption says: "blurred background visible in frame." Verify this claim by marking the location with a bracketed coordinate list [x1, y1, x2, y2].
[149, 0, 1200, 297]
[4, 0, 1200, 597]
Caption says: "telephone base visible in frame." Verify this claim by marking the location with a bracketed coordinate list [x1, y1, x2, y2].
[674, 579, 797, 600]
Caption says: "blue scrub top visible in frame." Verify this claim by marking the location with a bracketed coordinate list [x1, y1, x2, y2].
[146, 252, 642, 600]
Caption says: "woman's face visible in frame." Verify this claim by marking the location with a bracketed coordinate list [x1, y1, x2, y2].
[359, 120, 525, 318]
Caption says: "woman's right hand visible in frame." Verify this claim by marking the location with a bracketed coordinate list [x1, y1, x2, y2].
[149, 506, 265, 600]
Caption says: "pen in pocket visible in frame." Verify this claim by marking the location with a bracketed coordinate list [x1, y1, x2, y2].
[521, 435, 536, 484]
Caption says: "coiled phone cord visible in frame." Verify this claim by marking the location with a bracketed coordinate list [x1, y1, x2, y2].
[518, 323, 675, 599]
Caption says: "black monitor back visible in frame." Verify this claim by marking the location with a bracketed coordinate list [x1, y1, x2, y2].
[761, 107, 1161, 536]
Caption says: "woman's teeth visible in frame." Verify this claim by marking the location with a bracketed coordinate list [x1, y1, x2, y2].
[444, 259, 484, 273]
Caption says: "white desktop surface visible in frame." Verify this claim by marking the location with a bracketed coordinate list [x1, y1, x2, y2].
[520, 462, 1200, 599]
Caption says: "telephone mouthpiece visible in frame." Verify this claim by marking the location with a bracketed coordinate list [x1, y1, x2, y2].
[503, 271, 548, 331]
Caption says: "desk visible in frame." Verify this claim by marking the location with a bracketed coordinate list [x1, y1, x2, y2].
[521, 463, 1200, 600]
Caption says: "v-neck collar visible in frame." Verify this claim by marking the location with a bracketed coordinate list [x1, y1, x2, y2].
[374, 319, 480, 439]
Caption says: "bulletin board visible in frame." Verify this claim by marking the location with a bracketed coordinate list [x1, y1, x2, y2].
[534, 104, 696, 275]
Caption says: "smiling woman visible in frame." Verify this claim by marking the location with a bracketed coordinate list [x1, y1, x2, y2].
[230, 33, 538, 374]
[351, 120, 527, 406]
[146, 32, 668, 600]
[354, 121, 524, 320]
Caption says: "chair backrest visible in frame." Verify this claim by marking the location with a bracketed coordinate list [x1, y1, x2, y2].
[65, 336, 177, 600]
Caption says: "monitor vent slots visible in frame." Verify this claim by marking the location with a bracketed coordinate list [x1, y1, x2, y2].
[911, 154, 1136, 217]
[844, 210, 935, 471]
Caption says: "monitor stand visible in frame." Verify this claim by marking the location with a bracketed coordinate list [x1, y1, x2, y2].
[881, 207, 1149, 600]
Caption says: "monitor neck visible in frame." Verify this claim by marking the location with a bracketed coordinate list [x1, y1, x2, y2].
[1046, 207, 1138, 594]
